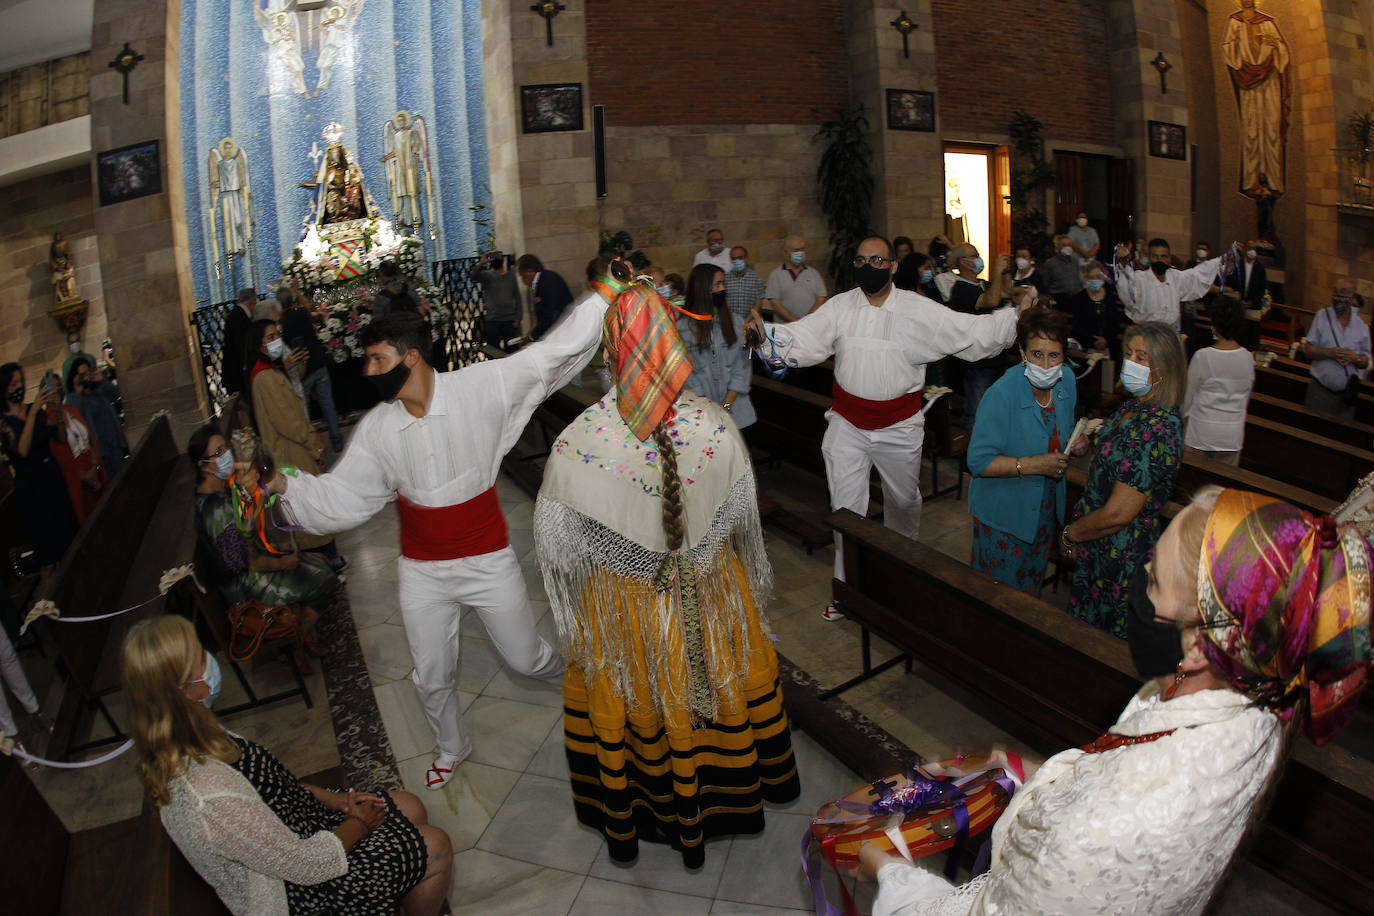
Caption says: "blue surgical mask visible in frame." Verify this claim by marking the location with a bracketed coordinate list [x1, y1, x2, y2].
[198, 651, 222, 708]
[1121, 359, 1153, 397]
[969, 256, 985, 274]
[730, 259, 747, 273]
[920, 269, 934, 285]
[265, 337, 285, 361]
[656, 285, 672, 299]
[1024, 361, 1063, 390]
[790, 251, 806, 265]
[1086, 279, 1105, 292]
[213, 450, 234, 480]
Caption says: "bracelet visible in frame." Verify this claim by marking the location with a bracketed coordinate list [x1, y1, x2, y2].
[344, 814, 371, 835]
[1061, 527, 1077, 549]
[1015, 458, 1023, 478]
[723, 402, 733, 412]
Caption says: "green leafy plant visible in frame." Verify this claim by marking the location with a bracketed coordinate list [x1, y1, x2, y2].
[1346, 111, 1374, 167]
[815, 106, 875, 291]
[1008, 111, 1055, 262]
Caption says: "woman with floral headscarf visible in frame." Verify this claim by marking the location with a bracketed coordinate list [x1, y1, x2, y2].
[535, 263, 799, 868]
[865, 485, 1371, 915]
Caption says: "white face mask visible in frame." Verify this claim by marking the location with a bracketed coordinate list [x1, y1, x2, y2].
[1024, 360, 1063, 390]
[1076, 217, 1088, 228]
[1060, 246, 1075, 258]
[265, 337, 286, 361]
[1015, 257, 1030, 271]
[1120, 358, 1153, 397]
[790, 251, 806, 265]
[1246, 249, 1258, 260]
[1196, 249, 1208, 260]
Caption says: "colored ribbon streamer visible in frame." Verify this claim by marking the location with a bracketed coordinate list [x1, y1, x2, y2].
[4, 736, 134, 769]
[753, 327, 796, 380]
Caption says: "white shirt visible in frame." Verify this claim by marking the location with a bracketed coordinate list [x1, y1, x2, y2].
[692, 246, 732, 272]
[1115, 258, 1221, 330]
[760, 286, 1016, 401]
[872, 685, 1282, 916]
[1183, 346, 1255, 452]
[281, 290, 608, 534]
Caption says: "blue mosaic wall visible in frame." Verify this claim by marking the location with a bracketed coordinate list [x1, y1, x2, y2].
[179, 0, 487, 304]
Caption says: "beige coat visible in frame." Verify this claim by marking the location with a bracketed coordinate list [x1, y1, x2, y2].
[250, 366, 332, 549]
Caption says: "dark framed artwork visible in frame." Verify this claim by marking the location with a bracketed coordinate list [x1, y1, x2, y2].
[97, 139, 162, 206]
[520, 83, 584, 134]
[1147, 121, 1187, 160]
[886, 89, 935, 132]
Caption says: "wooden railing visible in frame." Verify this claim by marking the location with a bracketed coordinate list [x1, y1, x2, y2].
[0, 52, 89, 140]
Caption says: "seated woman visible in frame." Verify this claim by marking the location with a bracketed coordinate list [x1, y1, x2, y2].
[188, 425, 334, 662]
[1183, 295, 1254, 467]
[1065, 260, 1122, 359]
[536, 267, 798, 867]
[677, 263, 756, 429]
[1062, 322, 1186, 637]
[247, 319, 343, 569]
[864, 486, 1371, 914]
[967, 309, 1085, 596]
[122, 615, 453, 916]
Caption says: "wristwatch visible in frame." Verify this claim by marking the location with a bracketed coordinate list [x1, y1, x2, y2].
[1060, 527, 1078, 550]
[723, 402, 733, 412]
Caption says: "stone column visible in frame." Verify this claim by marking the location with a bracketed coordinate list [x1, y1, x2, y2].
[844, 1, 944, 244]
[89, 0, 204, 433]
[1105, 0, 1191, 245]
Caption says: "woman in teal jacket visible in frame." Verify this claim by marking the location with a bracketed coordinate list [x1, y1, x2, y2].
[967, 309, 1085, 596]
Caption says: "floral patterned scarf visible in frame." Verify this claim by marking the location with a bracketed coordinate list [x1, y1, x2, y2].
[1197, 488, 1373, 745]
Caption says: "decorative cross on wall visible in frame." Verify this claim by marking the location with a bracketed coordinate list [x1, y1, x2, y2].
[1151, 51, 1173, 94]
[531, 1, 566, 47]
[108, 43, 145, 105]
[890, 10, 919, 59]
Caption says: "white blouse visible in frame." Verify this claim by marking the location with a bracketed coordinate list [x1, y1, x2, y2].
[872, 685, 1283, 916]
[1182, 346, 1255, 452]
[759, 286, 1016, 401]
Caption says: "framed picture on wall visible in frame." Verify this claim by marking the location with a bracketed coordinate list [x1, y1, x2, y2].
[97, 139, 162, 206]
[521, 83, 584, 134]
[1147, 121, 1187, 160]
[886, 89, 935, 132]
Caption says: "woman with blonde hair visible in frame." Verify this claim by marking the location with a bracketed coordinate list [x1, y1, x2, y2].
[1061, 322, 1186, 637]
[122, 615, 452, 915]
[867, 486, 1371, 913]
[535, 264, 798, 866]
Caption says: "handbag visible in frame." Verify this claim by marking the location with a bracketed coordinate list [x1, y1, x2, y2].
[227, 600, 299, 662]
[1322, 310, 1364, 405]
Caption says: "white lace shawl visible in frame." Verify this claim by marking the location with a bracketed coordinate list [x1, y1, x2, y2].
[159, 756, 347, 916]
[873, 685, 1283, 916]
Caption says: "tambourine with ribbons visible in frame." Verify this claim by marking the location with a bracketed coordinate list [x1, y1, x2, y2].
[803, 751, 1024, 916]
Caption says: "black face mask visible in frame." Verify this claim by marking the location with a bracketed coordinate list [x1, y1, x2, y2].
[1333, 295, 1353, 316]
[368, 361, 410, 402]
[712, 290, 727, 310]
[856, 264, 892, 296]
[1125, 562, 1183, 678]
[1150, 260, 1170, 277]
[82, 378, 99, 391]
[5, 386, 23, 404]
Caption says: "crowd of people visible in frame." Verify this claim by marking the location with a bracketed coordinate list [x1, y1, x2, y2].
[1, 216, 1354, 914]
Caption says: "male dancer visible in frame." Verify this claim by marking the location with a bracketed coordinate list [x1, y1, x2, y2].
[239, 292, 610, 789]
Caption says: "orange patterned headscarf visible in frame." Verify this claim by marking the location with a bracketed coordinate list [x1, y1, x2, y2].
[594, 276, 692, 442]
[1197, 489, 1372, 745]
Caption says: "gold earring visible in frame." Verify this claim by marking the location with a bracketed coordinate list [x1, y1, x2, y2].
[1165, 661, 1186, 700]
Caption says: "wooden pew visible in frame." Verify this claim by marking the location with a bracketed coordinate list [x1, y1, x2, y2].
[826, 508, 1374, 915]
[1238, 414, 1374, 500]
[1247, 391, 1374, 449]
[1254, 363, 1374, 425]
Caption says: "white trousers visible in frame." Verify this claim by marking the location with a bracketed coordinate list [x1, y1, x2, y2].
[0, 626, 40, 737]
[821, 411, 926, 581]
[396, 546, 564, 757]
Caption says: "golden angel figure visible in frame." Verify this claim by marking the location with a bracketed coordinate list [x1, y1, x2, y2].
[208, 137, 253, 258]
[381, 110, 433, 229]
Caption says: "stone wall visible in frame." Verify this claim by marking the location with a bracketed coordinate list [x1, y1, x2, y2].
[0, 166, 107, 379]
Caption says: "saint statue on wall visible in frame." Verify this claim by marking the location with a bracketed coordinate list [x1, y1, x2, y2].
[254, 2, 307, 96]
[208, 137, 253, 257]
[381, 110, 434, 231]
[1222, 0, 1291, 200]
[315, 1, 366, 96]
[49, 233, 79, 304]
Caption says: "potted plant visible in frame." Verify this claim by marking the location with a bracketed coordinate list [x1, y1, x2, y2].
[815, 106, 875, 292]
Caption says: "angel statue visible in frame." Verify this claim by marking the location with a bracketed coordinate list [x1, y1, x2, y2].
[381, 110, 434, 231]
[208, 137, 253, 260]
[315, 0, 365, 97]
[254, 2, 307, 96]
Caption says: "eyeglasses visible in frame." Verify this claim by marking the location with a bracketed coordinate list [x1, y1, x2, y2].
[851, 255, 892, 268]
[203, 445, 228, 461]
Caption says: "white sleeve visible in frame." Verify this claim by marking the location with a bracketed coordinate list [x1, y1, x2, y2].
[1182, 352, 1202, 421]
[1115, 267, 1140, 319]
[873, 860, 983, 916]
[926, 304, 1017, 363]
[198, 778, 348, 886]
[494, 290, 608, 455]
[759, 304, 840, 368]
[1175, 257, 1223, 301]
[280, 420, 394, 535]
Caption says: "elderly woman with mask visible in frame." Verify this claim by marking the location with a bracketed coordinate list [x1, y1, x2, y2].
[865, 486, 1371, 915]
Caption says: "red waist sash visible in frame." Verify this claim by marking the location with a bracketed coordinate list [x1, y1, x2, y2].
[831, 382, 923, 431]
[396, 486, 509, 561]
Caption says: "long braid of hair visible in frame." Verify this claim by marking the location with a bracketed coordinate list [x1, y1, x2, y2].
[652, 421, 686, 552]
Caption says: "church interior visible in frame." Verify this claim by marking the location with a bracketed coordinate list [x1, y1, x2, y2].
[3, 1, 1374, 914]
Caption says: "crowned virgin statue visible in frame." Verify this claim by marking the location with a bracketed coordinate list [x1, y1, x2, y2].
[301, 122, 378, 232]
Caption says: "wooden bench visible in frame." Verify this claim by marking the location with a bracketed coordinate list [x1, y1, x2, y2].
[826, 508, 1374, 915]
[1238, 414, 1374, 501]
[1254, 363, 1374, 425]
[1247, 391, 1374, 449]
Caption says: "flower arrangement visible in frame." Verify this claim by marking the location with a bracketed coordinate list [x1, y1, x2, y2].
[313, 280, 446, 363]
[282, 218, 426, 291]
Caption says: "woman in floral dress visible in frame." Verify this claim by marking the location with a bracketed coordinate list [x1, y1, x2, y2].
[1060, 322, 1186, 637]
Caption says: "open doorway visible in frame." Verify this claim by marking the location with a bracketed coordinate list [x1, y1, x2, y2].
[1054, 150, 1134, 252]
[943, 143, 1010, 279]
